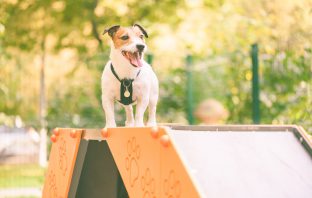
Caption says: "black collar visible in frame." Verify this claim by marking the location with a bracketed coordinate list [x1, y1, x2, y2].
[110, 63, 141, 105]
[110, 63, 141, 82]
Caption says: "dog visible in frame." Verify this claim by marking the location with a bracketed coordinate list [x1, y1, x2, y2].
[101, 24, 159, 128]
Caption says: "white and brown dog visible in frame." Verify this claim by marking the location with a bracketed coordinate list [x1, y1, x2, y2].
[101, 24, 158, 128]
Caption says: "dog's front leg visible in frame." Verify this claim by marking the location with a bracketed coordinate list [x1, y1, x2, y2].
[102, 97, 116, 128]
[124, 105, 134, 127]
[135, 98, 149, 127]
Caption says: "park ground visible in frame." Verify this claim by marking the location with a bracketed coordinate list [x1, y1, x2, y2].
[0, 164, 44, 198]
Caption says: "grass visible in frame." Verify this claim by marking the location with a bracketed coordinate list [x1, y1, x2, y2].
[0, 164, 45, 188]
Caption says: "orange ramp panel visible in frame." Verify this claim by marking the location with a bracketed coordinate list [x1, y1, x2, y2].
[106, 127, 202, 198]
[42, 128, 82, 198]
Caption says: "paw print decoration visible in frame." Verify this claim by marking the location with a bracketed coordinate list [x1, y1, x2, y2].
[58, 137, 68, 176]
[141, 168, 156, 198]
[125, 137, 141, 187]
[48, 171, 58, 198]
[164, 170, 181, 198]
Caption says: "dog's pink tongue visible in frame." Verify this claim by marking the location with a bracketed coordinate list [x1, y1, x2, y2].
[129, 52, 143, 67]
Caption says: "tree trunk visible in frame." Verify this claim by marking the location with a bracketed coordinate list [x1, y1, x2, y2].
[39, 38, 47, 167]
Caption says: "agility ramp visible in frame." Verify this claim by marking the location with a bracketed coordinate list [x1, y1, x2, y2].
[42, 125, 312, 198]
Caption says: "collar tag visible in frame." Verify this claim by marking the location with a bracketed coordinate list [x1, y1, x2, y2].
[119, 79, 135, 105]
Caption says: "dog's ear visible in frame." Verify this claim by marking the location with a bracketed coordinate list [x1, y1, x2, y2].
[103, 25, 120, 38]
[133, 24, 148, 38]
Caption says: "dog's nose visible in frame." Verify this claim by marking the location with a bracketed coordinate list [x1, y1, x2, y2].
[136, 44, 145, 51]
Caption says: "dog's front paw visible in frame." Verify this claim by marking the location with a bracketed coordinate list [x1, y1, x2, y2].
[105, 122, 117, 128]
[146, 121, 157, 127]
[125, 121, 135, 127]
[135, 121, 145, 127]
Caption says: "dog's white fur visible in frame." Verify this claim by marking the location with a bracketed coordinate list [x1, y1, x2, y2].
[101, 26, 158, 128]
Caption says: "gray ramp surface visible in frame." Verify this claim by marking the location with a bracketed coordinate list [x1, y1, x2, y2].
[168, 130, 312, 198]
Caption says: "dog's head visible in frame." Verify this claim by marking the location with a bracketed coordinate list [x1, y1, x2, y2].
[103, 24, 148, 68]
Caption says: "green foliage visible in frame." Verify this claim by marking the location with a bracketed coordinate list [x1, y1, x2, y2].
[157, 68, 188, 124]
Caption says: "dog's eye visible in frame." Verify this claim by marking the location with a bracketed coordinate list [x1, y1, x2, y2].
[120, 35, 129, 40]
[139, 35, 144, 39]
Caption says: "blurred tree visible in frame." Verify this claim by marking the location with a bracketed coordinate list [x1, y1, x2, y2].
[0, 0, 186, 129]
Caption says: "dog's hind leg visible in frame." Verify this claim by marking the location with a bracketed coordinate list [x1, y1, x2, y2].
[124, 105, 134, 127]
[147, 96, 158, 127]
[147, 79, 158, 127]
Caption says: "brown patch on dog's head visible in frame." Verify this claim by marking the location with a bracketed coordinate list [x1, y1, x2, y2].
[103, 25, 148, 49]
[111, 27, 133, 49]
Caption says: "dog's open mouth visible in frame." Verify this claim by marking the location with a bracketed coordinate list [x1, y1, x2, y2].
[121, 51, 143, 67]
